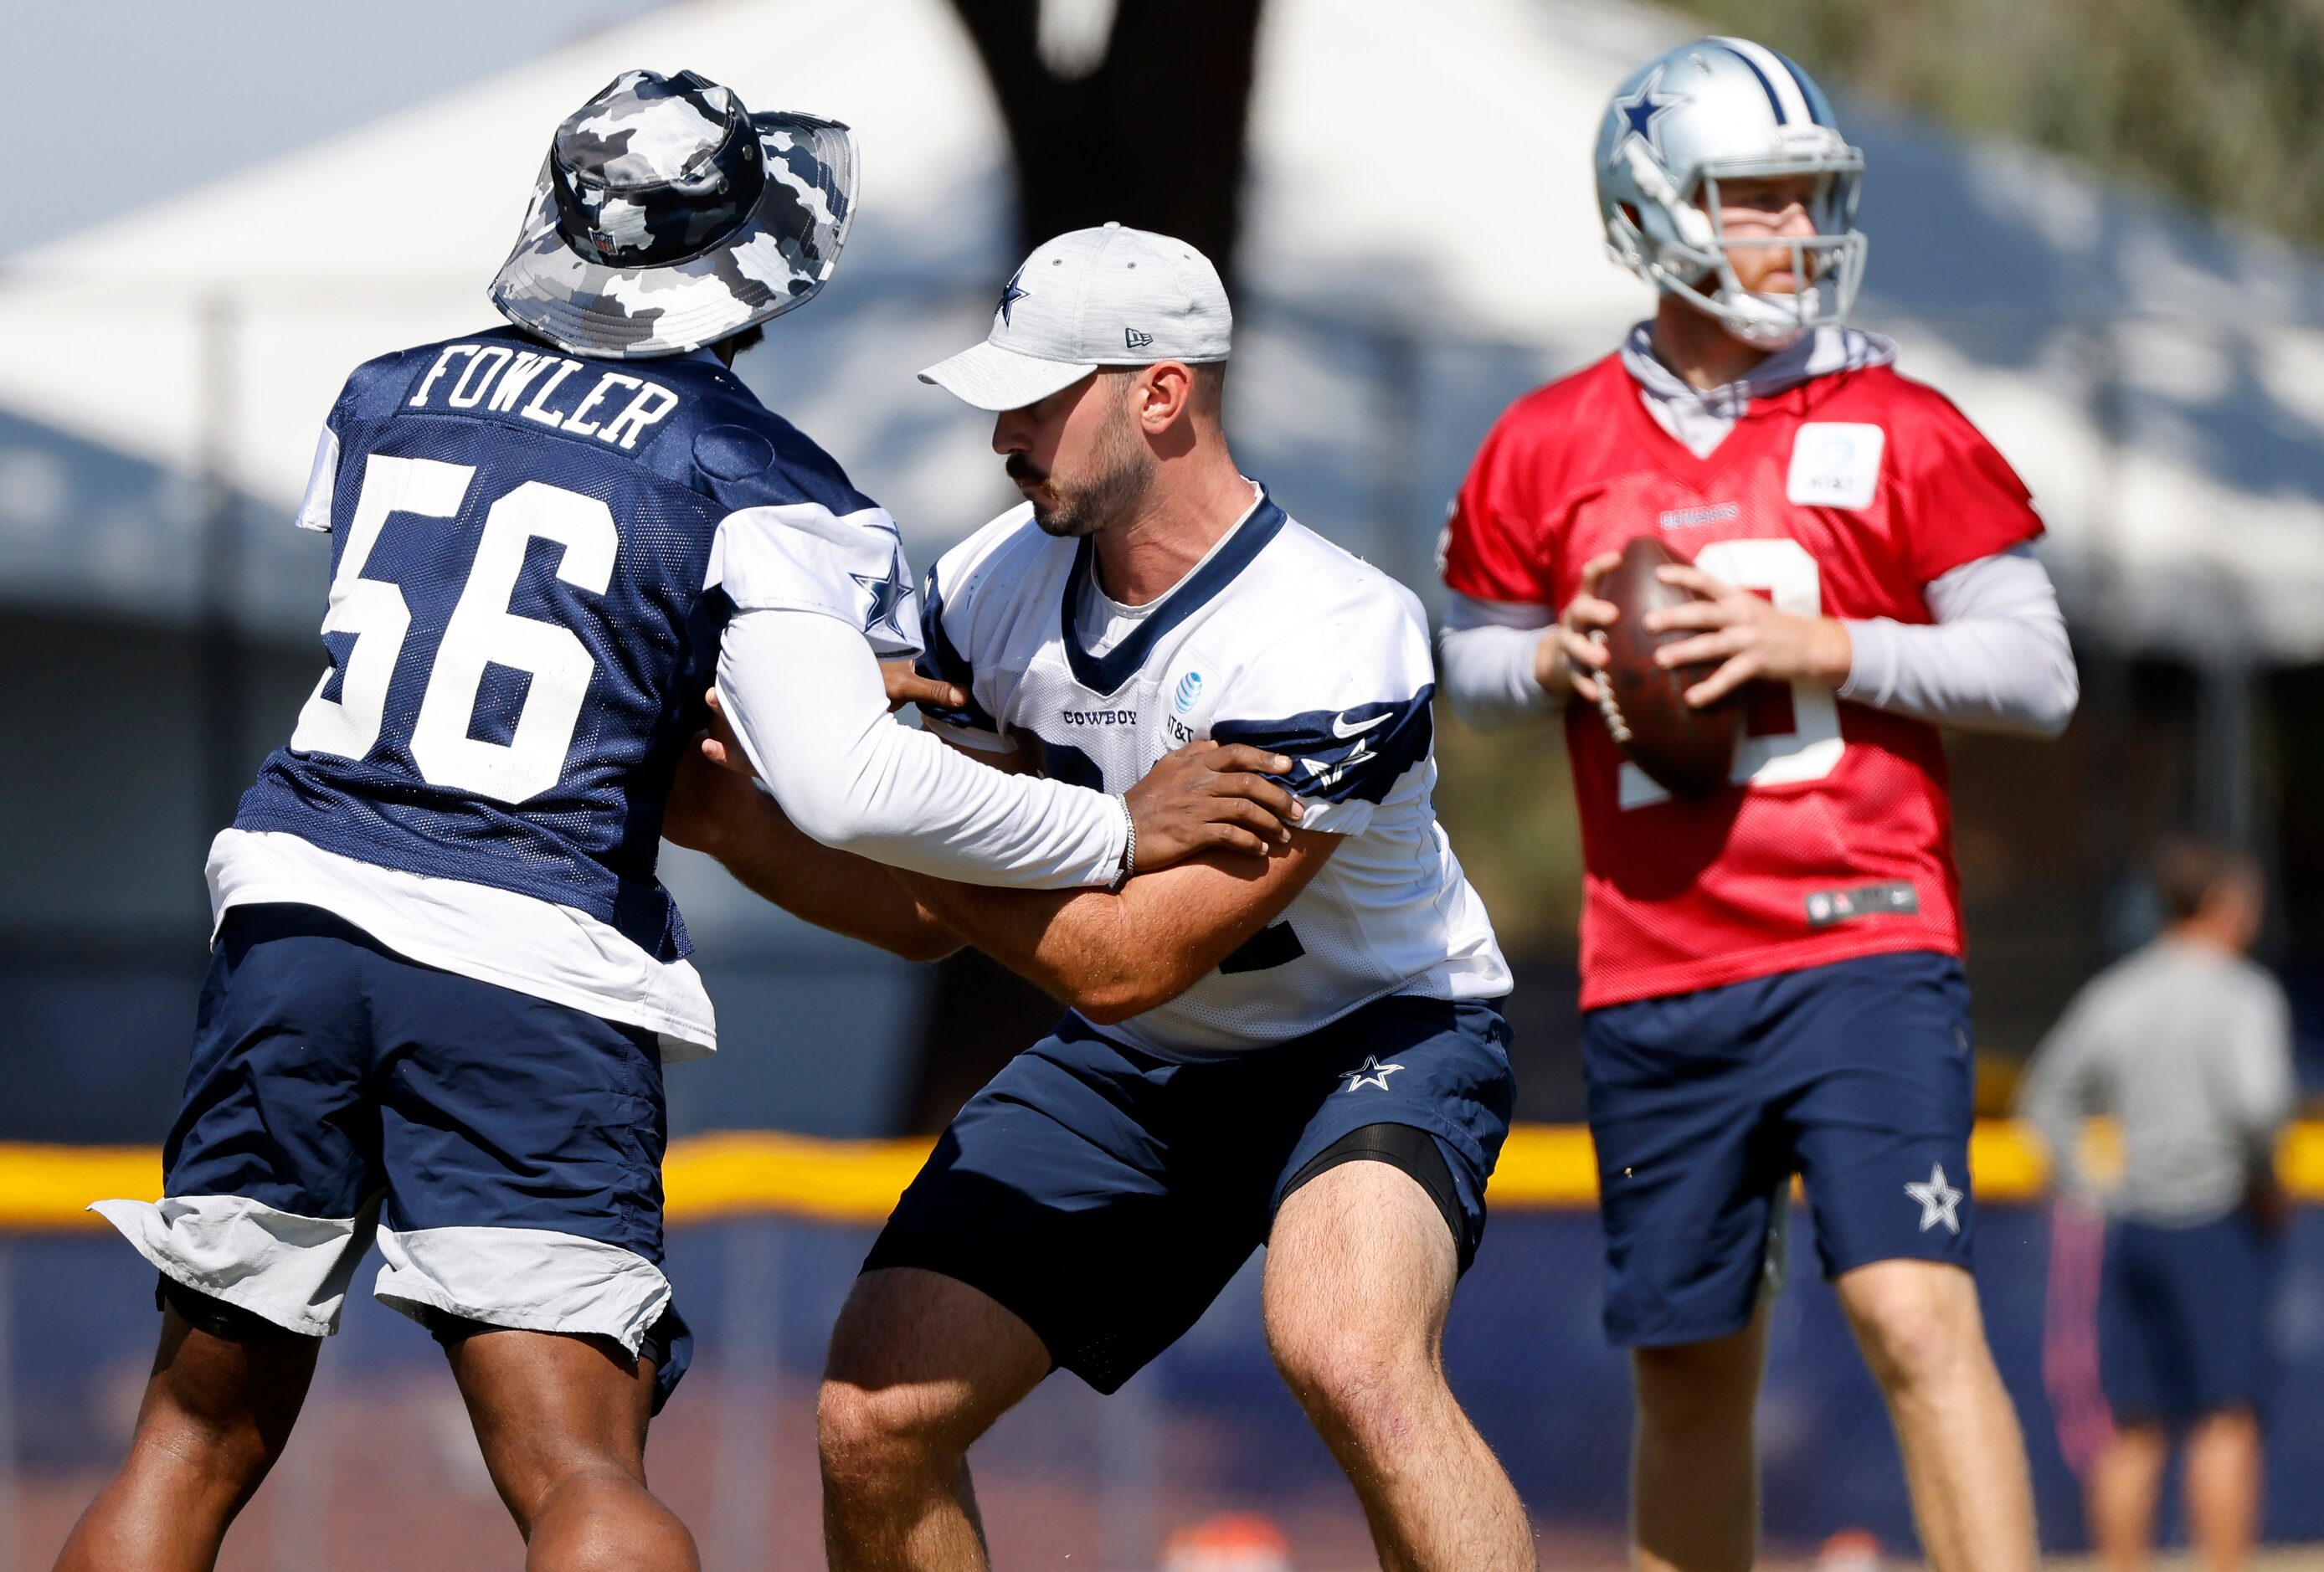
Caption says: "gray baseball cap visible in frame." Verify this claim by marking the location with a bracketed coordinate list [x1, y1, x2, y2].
[920, 223, 1232, 411]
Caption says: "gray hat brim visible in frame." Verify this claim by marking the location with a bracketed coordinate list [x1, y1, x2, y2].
[918, 341, 1098, 412]
[490, 113, 856, 361]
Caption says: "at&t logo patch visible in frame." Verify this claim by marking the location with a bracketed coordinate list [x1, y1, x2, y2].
[1173, 670, 1204, 715]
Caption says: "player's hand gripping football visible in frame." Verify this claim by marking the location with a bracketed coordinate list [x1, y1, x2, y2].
[1643, 563, 1854, 707]
[1536, 550, 1625, 704]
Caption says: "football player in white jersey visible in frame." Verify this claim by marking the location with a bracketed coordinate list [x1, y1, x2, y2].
[668, 225, 1533, 1569]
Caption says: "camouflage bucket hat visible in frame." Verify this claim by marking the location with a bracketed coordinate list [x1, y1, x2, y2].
[491, 69, 856, 359]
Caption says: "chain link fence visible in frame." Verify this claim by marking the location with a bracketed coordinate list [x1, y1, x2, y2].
[7, 1201, 2324, 1569]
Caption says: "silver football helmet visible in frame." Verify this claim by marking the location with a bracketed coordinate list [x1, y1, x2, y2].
[1595, 38, 1866, 348]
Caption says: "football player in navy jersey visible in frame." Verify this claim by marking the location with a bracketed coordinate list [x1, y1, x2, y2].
[59, 74, 1295, 1572]
[669, 226, 1534, 1571]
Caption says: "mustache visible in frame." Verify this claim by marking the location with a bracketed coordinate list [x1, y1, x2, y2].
[1005, 454, 1049, 487]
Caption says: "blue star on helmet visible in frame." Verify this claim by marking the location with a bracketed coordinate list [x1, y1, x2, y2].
[852, 547, 914, 643]
[997, 265, 1030, 327]
[1612, 65, 1685, 156]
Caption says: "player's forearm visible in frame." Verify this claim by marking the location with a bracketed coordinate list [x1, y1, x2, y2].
[1838, 548, 2079, 737]
[1437, 598, 1562, 731]
[893, 861, 1277, 1025]
[699, 786, 963, 963]
[888, 876, 1166, 1022]
[719, 610, 1129, 888]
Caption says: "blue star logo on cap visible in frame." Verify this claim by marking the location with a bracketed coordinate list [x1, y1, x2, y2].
[852, 547, 914, 642]
[997, 265, 1030, 327]
[1612, 66, 1684, 155]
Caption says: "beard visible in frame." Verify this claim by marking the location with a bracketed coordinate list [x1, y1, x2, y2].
[1009, 417, 1155, 540]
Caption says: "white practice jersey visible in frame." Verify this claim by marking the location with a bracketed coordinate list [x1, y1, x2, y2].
[919, 485, 1511, 1055]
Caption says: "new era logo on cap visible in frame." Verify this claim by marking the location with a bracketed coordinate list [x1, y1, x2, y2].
[920, 222, 1233, 411]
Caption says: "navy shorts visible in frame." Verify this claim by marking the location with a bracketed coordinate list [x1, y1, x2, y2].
[90, 904, 690, 1409]
[1585, 950, 1975, 1348]
[866, 994, 1514, 1393]
[2101, 1211, 2279, 1425]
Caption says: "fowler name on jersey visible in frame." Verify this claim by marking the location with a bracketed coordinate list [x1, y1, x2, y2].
[1442, 346, 2044, 1008]
[919, 485, 1509, 1054]
[403, 341, 688, 451]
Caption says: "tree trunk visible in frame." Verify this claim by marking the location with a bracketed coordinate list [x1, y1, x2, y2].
[907, 3, 1267, 1131]
[945, 0, 1267, 282]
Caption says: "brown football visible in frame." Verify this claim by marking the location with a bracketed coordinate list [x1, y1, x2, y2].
[1594, 535, 1742, 799]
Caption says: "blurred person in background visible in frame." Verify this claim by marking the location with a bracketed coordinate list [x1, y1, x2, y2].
[2018, 839, 2295, 1572]
[1436, 35, 2077, 1572]
[56, 71, 1287, 1572]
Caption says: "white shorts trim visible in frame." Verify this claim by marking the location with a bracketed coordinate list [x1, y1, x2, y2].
[206, 828, 717, 1062]
[373, 1225, 673, 1356]
[90, 1193, 379, 1338]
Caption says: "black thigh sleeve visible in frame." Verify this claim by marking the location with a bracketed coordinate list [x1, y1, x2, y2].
[1279, 1122, 1473, 1268]
[413, 1303, 687, 1375]
[156, 1274, 316, 1343]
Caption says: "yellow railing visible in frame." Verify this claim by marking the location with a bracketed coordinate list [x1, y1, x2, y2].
[5, 1122, 2319, 1231]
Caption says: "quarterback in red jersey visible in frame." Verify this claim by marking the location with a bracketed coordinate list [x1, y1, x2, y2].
[1439, 37, 2077, 1572]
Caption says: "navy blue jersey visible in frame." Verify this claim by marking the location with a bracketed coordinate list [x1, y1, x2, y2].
[218, 327, 918, 1056]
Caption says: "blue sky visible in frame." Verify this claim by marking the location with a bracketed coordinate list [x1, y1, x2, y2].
[11, 0, 664, 254]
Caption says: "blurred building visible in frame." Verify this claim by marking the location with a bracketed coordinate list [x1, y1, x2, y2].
[6, 0, 2324, 1143]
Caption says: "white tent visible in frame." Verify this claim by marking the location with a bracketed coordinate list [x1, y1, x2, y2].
[5, 0, 2324, 660]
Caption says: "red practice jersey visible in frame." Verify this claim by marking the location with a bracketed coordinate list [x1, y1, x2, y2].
[1442, 351, 2044, 1009]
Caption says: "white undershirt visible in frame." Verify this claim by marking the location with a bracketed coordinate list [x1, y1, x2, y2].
[715, 608, 1128, 887]
[1071, 480, 1264, 655]
[1077, 574, 1165, 657]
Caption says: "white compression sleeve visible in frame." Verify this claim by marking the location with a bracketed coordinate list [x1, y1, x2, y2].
[715, 608, 1129, 888]
[1838, 547, 2079, 737]
[1437, 594, 1560, 731]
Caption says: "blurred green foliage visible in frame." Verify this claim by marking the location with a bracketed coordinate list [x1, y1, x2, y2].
[1674, 0, 2324, 244]
[1429, 706, 1586, 958]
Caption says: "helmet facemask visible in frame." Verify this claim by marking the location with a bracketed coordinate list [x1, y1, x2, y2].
[1603, 120, 1868, 351]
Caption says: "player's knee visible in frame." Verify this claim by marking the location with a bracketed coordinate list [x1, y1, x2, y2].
[496, 1444, 650, 1534]
[524, 1459, 696, 1570]
[1267, 1312, 1432, 1444]
[816, 1377, 966, 1488]
[1841, 1266, 1982, 1395]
